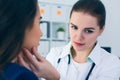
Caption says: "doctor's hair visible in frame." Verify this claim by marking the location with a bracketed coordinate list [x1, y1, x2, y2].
[70, 0, 106, 29]
[0, 0, 37, 73]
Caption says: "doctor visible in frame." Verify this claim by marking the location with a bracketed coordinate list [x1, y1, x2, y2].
[18, 0, 120, 80]
[46, 0, 120, 80]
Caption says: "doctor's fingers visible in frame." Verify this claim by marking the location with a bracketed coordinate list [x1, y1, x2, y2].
[25, 60, 41, 76]
[17, 53, 31, 70]
[23, 48, 48, 77]
[18, 53, 40, 75]
[32, 47, 45, 62]
[18, 54, 40, 77]
[28, 63, 44, 78]
[22, 48, 44, 66]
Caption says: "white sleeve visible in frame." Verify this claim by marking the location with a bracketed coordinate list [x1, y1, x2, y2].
[92, 56, 120, 80]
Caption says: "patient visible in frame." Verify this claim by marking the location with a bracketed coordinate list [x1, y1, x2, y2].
[0, 0, 41, 79]
[0, 0, 60, 80]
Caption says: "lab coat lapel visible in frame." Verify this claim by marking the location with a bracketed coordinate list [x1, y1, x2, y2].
[56, 42, 71, 79]
[57, 56, 69, 79]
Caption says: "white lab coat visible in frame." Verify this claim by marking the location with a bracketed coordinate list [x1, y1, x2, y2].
[46, 42, 120, 80]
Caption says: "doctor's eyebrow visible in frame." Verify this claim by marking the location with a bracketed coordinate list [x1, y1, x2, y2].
[70, 23, 95, 30]
[70, 23, 77, 27]
[84, 27, 95, 30]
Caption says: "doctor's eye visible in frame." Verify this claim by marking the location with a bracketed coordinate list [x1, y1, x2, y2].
[71, 25, 78, 30]
[84, 29, 94, 34]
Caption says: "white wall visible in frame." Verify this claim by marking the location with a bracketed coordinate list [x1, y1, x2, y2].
[98, 0, 120, 56]
[39, 0, 78, 5]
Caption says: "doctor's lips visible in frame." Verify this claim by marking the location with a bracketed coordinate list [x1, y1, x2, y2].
[74, 41, 85, 46]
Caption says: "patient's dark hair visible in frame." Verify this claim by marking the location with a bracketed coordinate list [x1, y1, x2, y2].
[0, 0, 37, 73]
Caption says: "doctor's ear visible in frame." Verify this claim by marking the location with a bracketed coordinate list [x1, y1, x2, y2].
[99, 26, 105, 36]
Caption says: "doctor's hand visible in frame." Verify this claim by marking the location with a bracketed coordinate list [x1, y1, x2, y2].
[17, 47, 60, 80]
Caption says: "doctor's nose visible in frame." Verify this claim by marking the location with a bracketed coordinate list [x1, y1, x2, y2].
[76, 31, 84, 41]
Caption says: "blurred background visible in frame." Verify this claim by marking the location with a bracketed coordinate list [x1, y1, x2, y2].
[37, 0, 120, 57]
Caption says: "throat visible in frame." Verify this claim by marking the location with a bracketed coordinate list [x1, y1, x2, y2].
[71, 48, 90, 63]
[73, 54, 88, 63]
[71, 46, 93, 63]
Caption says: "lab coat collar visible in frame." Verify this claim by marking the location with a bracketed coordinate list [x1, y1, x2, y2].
[59, 42, 71, 59]
[59, 41, 102, 66]
[88, 42, 103, 66]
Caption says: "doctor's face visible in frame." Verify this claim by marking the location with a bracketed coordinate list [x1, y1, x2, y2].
[69, 11, 104, 52]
